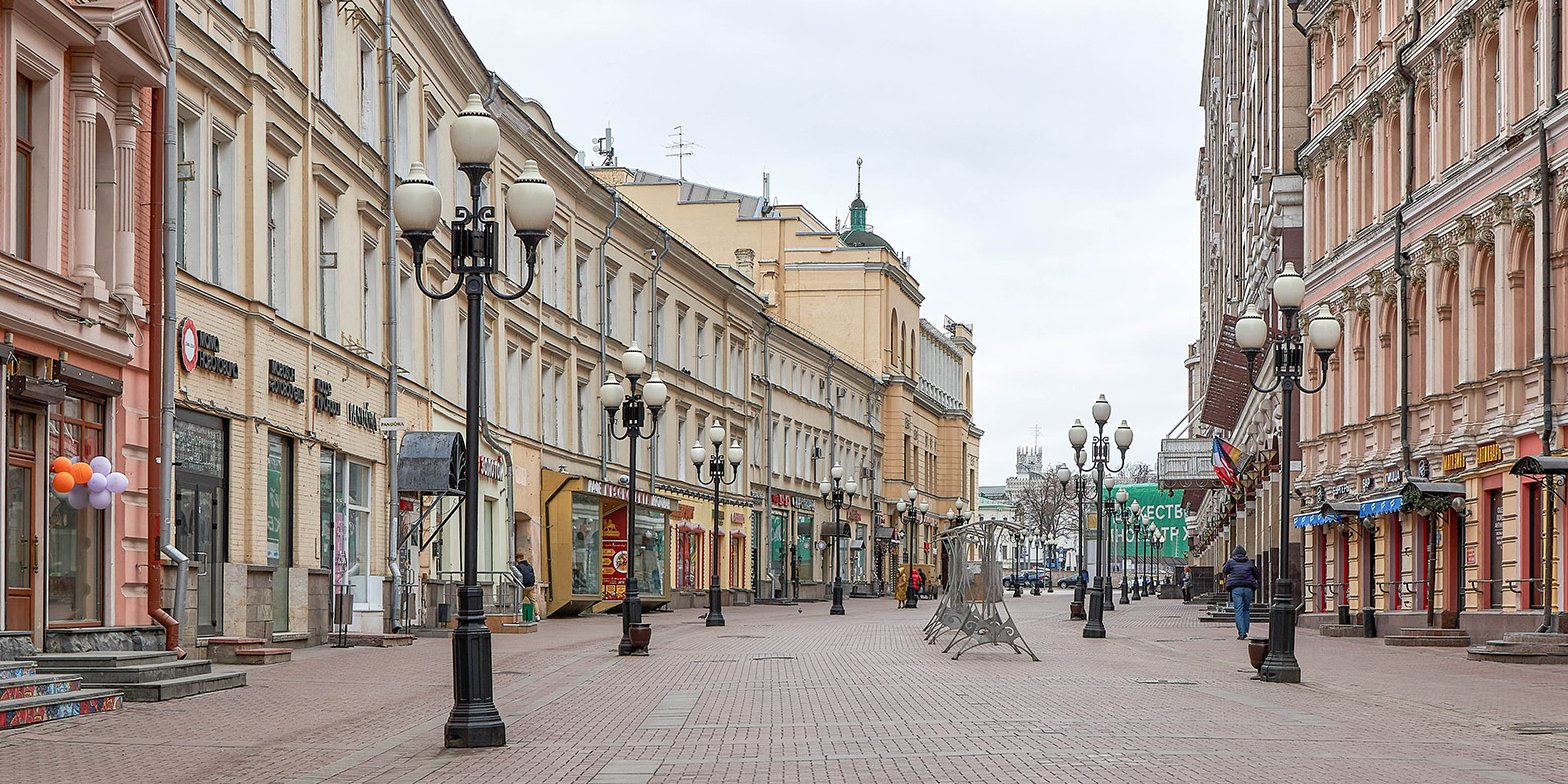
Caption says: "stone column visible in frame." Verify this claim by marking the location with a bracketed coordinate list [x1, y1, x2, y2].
[114, 84, 143, 313]
[1456, 236, 1478, 383]
[69, 54, 108, 301]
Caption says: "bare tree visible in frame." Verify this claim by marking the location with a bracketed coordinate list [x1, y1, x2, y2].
[1010, 475, 1073, 569]
[1114, 461, 1157, 485]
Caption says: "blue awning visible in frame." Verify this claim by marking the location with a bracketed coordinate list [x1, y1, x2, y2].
[1359, 495, 1403, 517]
[1293, 513, 1335, 528]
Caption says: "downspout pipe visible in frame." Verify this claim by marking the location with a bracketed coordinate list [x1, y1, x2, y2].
[647, 229, 668, 484]
[1289, 2, 1312, 175]
[1392, 0, 1423, 624]
[382, 0, 402, 633]
[157, 0, 189, 656]
[761, 315, 778, 600]
[597, 192, 621, 482]
[1540, 0, 1562, 633]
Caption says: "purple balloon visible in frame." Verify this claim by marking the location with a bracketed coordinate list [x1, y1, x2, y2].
[89, 490, 112, 510]
[106, 472, 129, 494]
[87, 473, 108, 493]
[67, 486, 90, 510]
[90, 456, 113, 476]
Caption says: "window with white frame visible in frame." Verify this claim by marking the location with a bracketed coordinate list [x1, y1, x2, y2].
[605, 269, 617, 338]
[575, 380, 587, 453]
[506, 343, 522, 432]
[318, 206, 338, 337]
[394, 82, 410, 175]
[267, 171, 289, 315]
[362, 236, 380, 358]
[397, 269, 414, 374]
[696, 320, 706, 380]
[358, 37, 374, 140]
[269, 0, 290, 64]
[211, 128, 236, 286]
[677, 416, 688, 481]
[175, 118, 194, 271]
[575, 256, 589, 320]
[316, 1, 334, 104]
[631, 283, 643, 346]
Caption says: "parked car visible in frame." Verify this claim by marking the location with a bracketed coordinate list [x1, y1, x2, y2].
[1003, 569, 1049, 589]
[1057, 575, 1084, 588]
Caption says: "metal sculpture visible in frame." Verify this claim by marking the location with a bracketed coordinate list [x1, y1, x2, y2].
[923, 517, 1038, 661]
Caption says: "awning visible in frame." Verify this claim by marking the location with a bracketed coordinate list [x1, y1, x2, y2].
[1292, 513, 1334, 528]
[1512, 456, 1568, 476]
[1359, 495, 1402, 517]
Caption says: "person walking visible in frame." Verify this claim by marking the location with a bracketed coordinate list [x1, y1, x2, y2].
[513, 555, 537, 619]
[1221, 546, 1259, 639]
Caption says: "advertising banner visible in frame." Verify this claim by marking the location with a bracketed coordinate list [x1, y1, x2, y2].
[1105, 483, 1189, 560]
[601, 506, 629, 600]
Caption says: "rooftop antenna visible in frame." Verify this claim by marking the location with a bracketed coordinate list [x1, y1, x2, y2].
[855, 156, 863, 199]
[1031, 425, 1041, 451]
[761, 172, 771, 214]
[592, 124, 616, 167]
[666, 125, 696, 180]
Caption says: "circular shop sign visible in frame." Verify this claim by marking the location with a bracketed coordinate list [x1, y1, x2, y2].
[178, 318, 198, 372]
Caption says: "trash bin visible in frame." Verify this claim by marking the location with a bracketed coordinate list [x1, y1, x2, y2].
[521, 602, 536, 624]
[1337, 604, 1351, 625]
[1362, 607, 1377, 638]
[437, 602, 452, 624]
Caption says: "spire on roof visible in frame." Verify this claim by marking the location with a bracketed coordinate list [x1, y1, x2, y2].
[849, 157, 867, 232]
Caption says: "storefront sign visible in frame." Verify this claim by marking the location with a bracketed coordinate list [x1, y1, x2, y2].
[267, 360, 305, 404]
[346, 401, 379, 431]
[1476, 443, 1504, 466]
[180, 318, 239, 378]
[1383, 469, 1402, 485]
[583, 479, 675, 511]
[1442, 451, 1466, 473]
[1466, 546, 1478, 566]
[601, 507, 628, 600]
[847, 509, 862, 522]
[313, 379, 342, 416]
[478, 456, 504, 480]
[672, 504, 695, 521]
[791, 496, 815, 510]
[730, 512, 746, 524]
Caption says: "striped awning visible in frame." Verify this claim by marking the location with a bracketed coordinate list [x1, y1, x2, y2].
[1292, 513, 1335, 528]
[1359, 495, 1403, 517]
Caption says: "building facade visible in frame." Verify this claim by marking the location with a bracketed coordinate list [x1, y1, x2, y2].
[1292, 0, 1568, 635]
[0, 0, 166, 651]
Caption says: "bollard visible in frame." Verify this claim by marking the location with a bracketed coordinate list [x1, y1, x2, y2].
[1337, 604, 1351, 626]
[1362, 606, 1377, 638]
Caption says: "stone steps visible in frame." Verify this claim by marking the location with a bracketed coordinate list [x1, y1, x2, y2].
[34, 650, 244, 702]
[1466, 631, 1568, 664]
[268, 632, 313, 650]
[1384, 628, 1470, 647]
[337, 633, 414, 648]
[0, 660, 121, 730]
[234, 647, 292, 665]
[1320, 624, 1367, 638]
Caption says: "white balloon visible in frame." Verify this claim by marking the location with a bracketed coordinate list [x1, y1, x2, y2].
[89, 490, 112, 510]
[106, 472, 129, 494]
[67, 486, 90, 510]
[87, 473, 108, 493]
[90, 456, 113, 475]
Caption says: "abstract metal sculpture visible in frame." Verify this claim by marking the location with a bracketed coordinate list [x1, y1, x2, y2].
[923, 517, 1038, 661]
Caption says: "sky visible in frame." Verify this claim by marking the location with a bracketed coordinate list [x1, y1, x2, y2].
[446, 0, 1207, 486]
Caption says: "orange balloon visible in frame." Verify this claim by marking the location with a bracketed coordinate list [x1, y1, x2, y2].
[51, 457, 72, 474]
[52, 472, 76, 493]
[70, 462, 92, 485]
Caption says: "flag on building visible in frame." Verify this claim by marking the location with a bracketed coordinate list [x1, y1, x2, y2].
[1212, 437, 1243, 488]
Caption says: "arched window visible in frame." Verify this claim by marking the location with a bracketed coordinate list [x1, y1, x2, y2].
[1518, 2, 1540, 118]
[1510, 225, 1537, 367]
[1414, 84, 1432, 186]
[1408, 284, 1427, 400]
[1435, 263, 1460, 390]
[1376, 300, 1398, 415]
[1473, 246, 1497, 379]
[1479, 34, 1500, 142]
[1441, 62, 1463, 167]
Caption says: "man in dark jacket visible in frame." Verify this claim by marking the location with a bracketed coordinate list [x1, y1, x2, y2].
[1221, 546, 1259, 639]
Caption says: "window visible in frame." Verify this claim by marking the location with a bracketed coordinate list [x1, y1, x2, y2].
[319, 450, 336, 569]
[631, 285, 643, 345]
[47, 395, 107, 622]
[696, 321, 706, 380]
[605, 271, 617, 337]
[677, 417, 688, 481]
[570, 495, 601, 595]
[677, 312, 687, 370]
[506, 344, 523, 432]
[346, 460, 371, 603]
[520, 352, 534, 437]
[316, 1, 334, 103]
[14, 75, 35, 260]
[482, 326, 496, 417]
[358, 38, 374, 140]
[266, 433, 293, 566]
[318, 209, 337, 336]
[176, 119, 193, 271]
[267, 175, 288, 313]
[269, 0, 290, 63]
[575, 257, 588, 319]
[654, 296, 666, 361]
[575, 380, 588, 452]
[362, 238, 380, 358]
[397, 270, 413, 370]
[211, 129, 236, 286]
[712, 330, 722, 387]
[394, 83, 410, 175]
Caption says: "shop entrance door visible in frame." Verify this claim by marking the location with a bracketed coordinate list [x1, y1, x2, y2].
[5, 410, 40, 632]
[1487, 490, 1504, 608]
[176, 476, 224, 636]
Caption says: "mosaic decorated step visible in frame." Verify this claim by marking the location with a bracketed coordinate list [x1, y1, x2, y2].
[33, 651, 245, 702]
[0, 660, 122, 730]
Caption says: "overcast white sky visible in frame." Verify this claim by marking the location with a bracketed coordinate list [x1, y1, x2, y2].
[447, 0, 1206, 485]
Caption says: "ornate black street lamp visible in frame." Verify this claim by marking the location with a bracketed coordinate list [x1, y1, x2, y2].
[1012, 531, 1024, 598]
[394, 94, 555, 749]
[1235, 262, 1342, 684]
[895, 488, 928, 609]
[1056, 457, 1091, 618]
[1068, 398, 1133, 639]
[600, 345, 670, 656]
[691, 420, 743, 628]
[1112, 487, 1133, 605]
[819, 464, 858, 616]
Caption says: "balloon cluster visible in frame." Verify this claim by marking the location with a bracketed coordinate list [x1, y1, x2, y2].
[50, 456, 129, 511]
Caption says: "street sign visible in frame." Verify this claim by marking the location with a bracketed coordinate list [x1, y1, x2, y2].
[378, 416, 409, 433]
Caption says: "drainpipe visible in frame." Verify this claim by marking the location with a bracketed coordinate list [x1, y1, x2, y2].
[381, 0, 403, 633]
[1541, 0, 1563, 633]
[761, 315, 777, 600]
[1391, 0, 1422, 624]
[647, 229, 668, 486]
[1288, 2, 1312, 175]
[157, 0, 190, 655]
[597, 193, 621, 482]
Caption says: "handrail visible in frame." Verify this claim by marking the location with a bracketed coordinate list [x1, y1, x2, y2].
[434, 569, 526, 619]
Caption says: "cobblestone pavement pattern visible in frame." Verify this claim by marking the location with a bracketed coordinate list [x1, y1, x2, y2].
[4, 594, 1568, 783]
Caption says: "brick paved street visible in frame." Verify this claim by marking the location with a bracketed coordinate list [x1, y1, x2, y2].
[4, 594, 1568, 783]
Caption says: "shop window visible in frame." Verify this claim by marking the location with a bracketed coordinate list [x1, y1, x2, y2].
[729, 533, 745, 588]
[796, 514, 815, 581]
[634, 509, 666, 596]
[675, 528, 701, 591]
[320, 450, 336, 571]
[347, 461, 370, 603]
[570, 495, 601, 595]
[266, 433, 293, 565]
[47, 395, 106, 623]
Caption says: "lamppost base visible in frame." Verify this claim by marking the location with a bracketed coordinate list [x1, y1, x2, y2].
[1083, 591, 1106, 638]
[706, 587, 725, 627]
[1257, 591, 1301, 683]
[444, 713, 507, 748]
[830, 581, 846, 615]
[446, 585, 505, 748]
